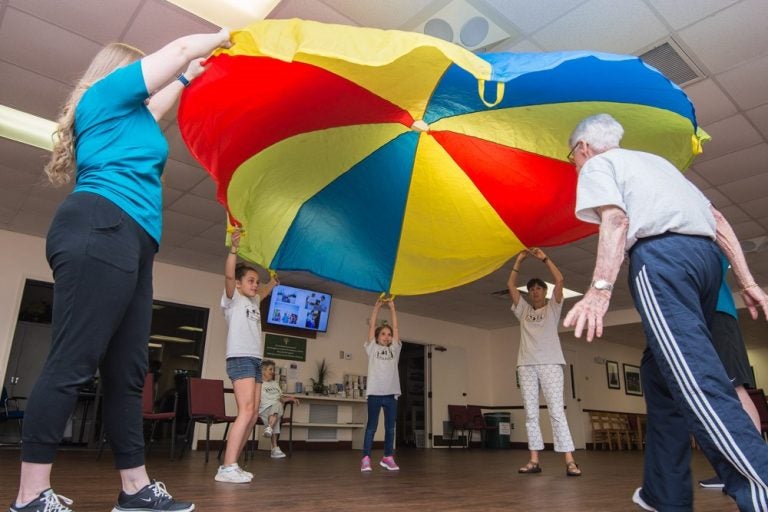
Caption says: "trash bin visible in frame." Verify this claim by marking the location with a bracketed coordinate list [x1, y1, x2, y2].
[484, 412, 511, 449]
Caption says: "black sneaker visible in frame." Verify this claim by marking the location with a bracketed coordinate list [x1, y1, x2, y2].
[112, 481, 193, 512]
[698, 476, 724, 489]
[10, 489, 74, 512]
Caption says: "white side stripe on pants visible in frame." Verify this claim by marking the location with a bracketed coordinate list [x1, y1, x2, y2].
[636, 266, 768, 511]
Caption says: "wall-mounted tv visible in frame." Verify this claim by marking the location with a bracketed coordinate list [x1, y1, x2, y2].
[266, 284, 332, 332]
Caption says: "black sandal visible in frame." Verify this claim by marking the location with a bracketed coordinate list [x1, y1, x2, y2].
[518, 461, 542, 474]
[566, 461, 582, 477]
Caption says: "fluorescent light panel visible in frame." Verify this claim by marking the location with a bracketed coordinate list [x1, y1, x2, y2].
[165, 0, 281, 28]
[180, 354, 200, 360]
[178, 325, 203, 332]
[0, 105, 56, 151]
[150, 334, 196, 343]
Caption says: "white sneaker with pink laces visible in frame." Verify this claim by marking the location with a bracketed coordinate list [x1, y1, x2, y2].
[360, 456, 372, 472]
[379, 456, 400, 471]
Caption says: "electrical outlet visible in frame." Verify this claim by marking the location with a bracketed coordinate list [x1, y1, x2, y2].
[339, 350, 345, 360]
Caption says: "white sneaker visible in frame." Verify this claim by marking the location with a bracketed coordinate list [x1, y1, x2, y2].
[263, 426, 273, 438]
[632, 488, 657, 511]
[271, 447, 286, 459]
[215, 464, 252, 483]
[237, 465, 254, 479]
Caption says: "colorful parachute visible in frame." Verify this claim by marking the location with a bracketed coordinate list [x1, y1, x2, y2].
[178, 19, 706, 295]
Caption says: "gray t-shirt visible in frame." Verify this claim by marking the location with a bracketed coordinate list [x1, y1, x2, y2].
[575, 148, 715, 250]
[512, 297, 566, 366]
[221, 290, 263, 359]
[365, 340, 402, 397]
[260, 380, 282, 415]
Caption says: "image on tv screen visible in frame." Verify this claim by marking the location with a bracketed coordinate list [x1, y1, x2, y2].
[267, 284, 331, 332]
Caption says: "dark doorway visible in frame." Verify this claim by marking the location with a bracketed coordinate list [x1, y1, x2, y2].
[397, 342, 425, 448]
[3, 279, 209, 447]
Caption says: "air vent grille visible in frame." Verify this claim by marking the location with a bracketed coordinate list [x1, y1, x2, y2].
[639, 41, 702, 85]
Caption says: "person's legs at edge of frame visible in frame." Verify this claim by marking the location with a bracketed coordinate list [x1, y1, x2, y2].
[699, 311, 761, 490]
[379, 395, 399, 470]
[518, 365, 543, 474]
[538, 364, 580, 476]
[361, 395, 383, 472]
[630, 234, 768, 511]
[15, 193, 154, 510]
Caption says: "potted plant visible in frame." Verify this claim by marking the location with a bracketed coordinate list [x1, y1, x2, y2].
[311, 358, 330, 394]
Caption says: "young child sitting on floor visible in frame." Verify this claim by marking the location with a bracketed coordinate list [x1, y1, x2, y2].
[259, 359, 299, 458]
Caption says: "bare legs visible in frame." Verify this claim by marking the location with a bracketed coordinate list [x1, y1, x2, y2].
[223, 378, 260, 466]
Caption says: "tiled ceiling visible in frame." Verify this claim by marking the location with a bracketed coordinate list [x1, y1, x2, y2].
[1, 0, 767, 344]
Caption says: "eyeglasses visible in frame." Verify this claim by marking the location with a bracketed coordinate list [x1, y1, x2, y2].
[567, 141, 581, 163]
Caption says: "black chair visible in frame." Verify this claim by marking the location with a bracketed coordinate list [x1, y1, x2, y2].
[1, 386, 25, 444]
[447, 405, 470, 448]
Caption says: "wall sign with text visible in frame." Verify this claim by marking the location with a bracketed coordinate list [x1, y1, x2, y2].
[264, 334, 307, 362]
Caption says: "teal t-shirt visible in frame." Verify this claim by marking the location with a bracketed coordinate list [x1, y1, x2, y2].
[73, 60, 167, 245]
[716, 253, 737, 318]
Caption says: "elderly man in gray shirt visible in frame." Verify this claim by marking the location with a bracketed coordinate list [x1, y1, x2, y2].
[563, 114, 768, 512]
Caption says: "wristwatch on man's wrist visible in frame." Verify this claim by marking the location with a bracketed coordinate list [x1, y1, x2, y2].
[591, 279, 614, 291]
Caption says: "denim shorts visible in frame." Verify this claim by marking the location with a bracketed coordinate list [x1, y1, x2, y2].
[226, 356, 263, 383]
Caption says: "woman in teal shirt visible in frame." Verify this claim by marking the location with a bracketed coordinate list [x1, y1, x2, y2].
[11, 29, 231, 512]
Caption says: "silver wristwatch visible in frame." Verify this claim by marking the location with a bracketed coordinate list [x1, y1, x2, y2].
[591, 279, 614, 291]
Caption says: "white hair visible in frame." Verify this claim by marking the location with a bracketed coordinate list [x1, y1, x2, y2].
[568, 113, 624, 151]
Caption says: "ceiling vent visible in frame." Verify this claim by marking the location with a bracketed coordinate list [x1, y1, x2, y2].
[638, 39, 704, 86]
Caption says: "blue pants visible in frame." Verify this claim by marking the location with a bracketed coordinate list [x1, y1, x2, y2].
[630, 234, 768, 511]
[22, 192, 156, 469]
[363, 394, 397, 457]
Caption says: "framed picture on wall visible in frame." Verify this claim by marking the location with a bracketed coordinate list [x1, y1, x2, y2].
[624, 363, 643, 396]
[606, 360, 620, 389]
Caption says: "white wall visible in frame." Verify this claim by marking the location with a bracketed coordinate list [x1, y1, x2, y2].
[0, 229, 495, 443]
[486, 319, 646, 445]
[4, 228, 765, 449]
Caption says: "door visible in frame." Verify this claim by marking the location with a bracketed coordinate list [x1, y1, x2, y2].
[428, 344, 467, 448]
[563, 347, 586, 449]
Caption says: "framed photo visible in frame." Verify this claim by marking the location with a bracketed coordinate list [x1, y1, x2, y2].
[606, 360, 620, 389]
[624, 363, 643, 396]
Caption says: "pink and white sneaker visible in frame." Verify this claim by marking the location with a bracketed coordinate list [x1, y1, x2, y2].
[360, 455, 372, 472]
[379, 456, 400, 471]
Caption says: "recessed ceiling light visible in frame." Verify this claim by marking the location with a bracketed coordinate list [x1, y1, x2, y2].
[165, 0, 281, 27]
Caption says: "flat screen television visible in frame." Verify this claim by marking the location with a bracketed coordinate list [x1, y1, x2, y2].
[266, 284, 332, 332]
